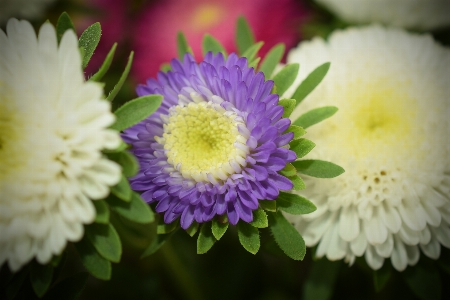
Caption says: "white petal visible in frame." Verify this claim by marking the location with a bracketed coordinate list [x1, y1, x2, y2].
[375, 234, 394, 258]
[398, 223, 420, 245]
[350, 230, 368, 256]
[398, 200, 427, 232]
[365, 245, 384, 270]
[326, 224, 348, 260]
[420, 237, 441, 260]
[432, 225, 450, 248]
[339, 205, 360, 242]
[422, 200, 441, 227]
[299, 211, 334, 246]
[379, 202, 401, 233]
[419, 226, 431, 244]
[405, 245, 420, 266]
[363, 207, 388, 244]
[391, 235, 408, 271]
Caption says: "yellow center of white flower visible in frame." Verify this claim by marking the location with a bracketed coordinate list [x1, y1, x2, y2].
[157, 102, 248, 182]
[0, 103, 23, 181]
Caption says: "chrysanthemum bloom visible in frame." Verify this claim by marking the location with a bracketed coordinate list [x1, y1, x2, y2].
[315, 0, 450, 30]
[131, 0, 308, 83]
[0, 0, 56, 24]
[282, 25, 450, 271]
[0, 19, 122, 271]
[123, 52, 296, 229]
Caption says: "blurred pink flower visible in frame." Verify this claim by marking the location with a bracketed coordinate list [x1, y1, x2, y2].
[132, 0, 309, 83]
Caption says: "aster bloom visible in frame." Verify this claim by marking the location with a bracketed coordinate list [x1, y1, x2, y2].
[0, 19, 122, 272]
[315, 0, 450, 30]
[282, 25, 450, 271]
[123, 51, 297, 230]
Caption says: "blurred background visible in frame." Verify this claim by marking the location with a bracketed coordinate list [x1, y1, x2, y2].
[1, 0, 450, 299]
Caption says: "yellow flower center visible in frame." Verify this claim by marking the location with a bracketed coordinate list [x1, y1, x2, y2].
[190, 3, 224, 31]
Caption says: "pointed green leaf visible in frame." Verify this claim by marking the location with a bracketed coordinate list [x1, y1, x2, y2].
[56, 12, 75, 44]
[241, 41, 264, 63]
[292, 62, 330, 106]
[288, 175, 306, 191]
[107, 193, 155, 224]
[85, 223, 122, 263]
[303, 259, 341, 300]
[293, 106, 338, 129]
[30, 261, 53, 298]
[269, 211, 305, 260]
[285, 125, 306, 139]
[260, 200, 276, 212]
[42, 272, 89, 300]
[279, 163, 296, 177]
[202, 34, 227, 57]
[75, 237, 111, 280]
[277, 192, 316, 215]
[278, 99, 296, 118]
[211, 218, 228, 240]
[186, 221, 199, 237]
[160, 63, 171, 72]
[259, 43, 285, 78]
[249, 208, 268, 228]
[89, 43, 117, 82]
[78, 22, 101, 69]
[106, 151, 139, 178]
[403, 257, 441, 300]
[273, 64, 299, 96]
[248, 56, 261, 69]
[110, 174, 132, 202]
[237, 222, 260, 254]
[93, 200, 109, 224]
[106, 51, 134, 101]
[373, 263, 392, 292]
[236, 16, 255, 55]
[157, 218, 179, 234]
[197, 223, 216, 254]
[290, 138, 315, 158]
[141, 230, 177, 259]
[177, 31, 192, 60]
[111, 94, 163, 132]
[292, 159, 345, 178]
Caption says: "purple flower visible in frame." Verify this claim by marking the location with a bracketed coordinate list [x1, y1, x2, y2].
[122, 52, 296, 229]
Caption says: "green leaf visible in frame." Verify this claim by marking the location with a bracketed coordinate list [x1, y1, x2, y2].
[249, 208, 268, 228]
[288, 175, 306, 191]
[93, 200, 109, 224]
[89, 43, 117, 82]
[75, 237, 111, 280]
[279, 163, 296, 177]
[259, 200, 276, 212]
[106, 151, 139, 178]
[278, 99, 296, 118]
[186, 221, 199, 237]
[259, 43, 285, 78]
[102, 140, 128, 153]
[236, 16, 255, 55]
[289, 138, 315, 158]
[160, 63, 171, 72]
[241, 41, 264, 63]
[373, 262, 392, 292]
[177, 31, 192, 60]
[293, 106, 338, 129]
[110, 175, 132, 202]
[157, 219, 179, 234]
[42, 272, 88, 300]
[30, 261, 54, 297]
[56, 12, 75, 44]
[78, 22, 101, 69]
[268, 211, 305, 260]
[141, 231, 176, 259]
[202, 34, 227, 57]
[272, 64, 299, 97]
[211, 218, 228, 240]
[303, 259, 341, 300]
[292, 159, 345, 178]
[248, 56, 261, 69]
[285, 125, 306, 139]
[277, 192, 316, 215]
[237, 222, 260, 254]
[197, 223, 216, 254]
[107, 193, 155, 224]
[292, 62, 330, 106]
[111, 94, 163, 132]
[106, 51, 134, 102]
[403, 257, 441, 300]
[85, 223, 122, 263]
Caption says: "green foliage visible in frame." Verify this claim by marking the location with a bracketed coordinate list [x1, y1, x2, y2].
[197, 223, 216, 254]
[56, 12, 75, 44]
[141, 231, 177, 259]
[293, 106, 338, 129]
[186, 221, 200, 237]
[403, 258, 441, 300]
[373, 263, 392, 292]
[211, 218, 228, 240]
[272, 64, 299, 96]
[75, 237, 111, 280]
[93, 200, 109, 224]
[157, 219, 179, 234]
[259, 200, 276, 212]
[89, 43, 117, 82]
[236, 16, 255, 55]
[42, 273, 88, 300]
[268, 211, 306, 260]
[277, 192, 316, 215]
[259, 43, 285, 78]
[288, 175, 306, 191]
[106, 151, 140, 178]
[177, 31, 192, 60]
[107, 193, 155, 224]
[278, 99, 296, 118]
[249, 208, 268, 228]
[78, 22, 101, 69]
[202, 34, 227, 57]
[292, 159, 345, 178]
[110, 95, 163, 132]
[241, 41, 264, 63]
[303, 259, 341, 300]
[106, 51, 134, 101]
[110, 175, 133, 202]
[279, 163, 297, 177]
[85, 223, 122, 263]
[292, 62, 331, 106]
[30, 261, 53, 298]
[285, 125, 306, 139]
[289, 138, 316, 158]
[237, 222, 260, 254]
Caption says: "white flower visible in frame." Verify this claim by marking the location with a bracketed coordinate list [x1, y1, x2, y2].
[0, 19, 122, 272]
[315, 0, 450, 30]
[0, 0, 56, 24]
[282, 25, 450, 271]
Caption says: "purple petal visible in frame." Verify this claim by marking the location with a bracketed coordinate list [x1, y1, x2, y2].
[180, 205, 196, 229]
[268, 173, 293, 191]
[227, 202, 239, 225]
